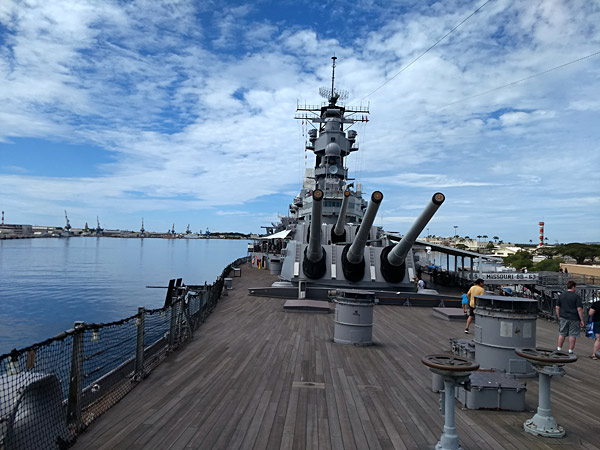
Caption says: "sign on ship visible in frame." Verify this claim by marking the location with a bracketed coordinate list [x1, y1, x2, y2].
[474, 272, 539, 284]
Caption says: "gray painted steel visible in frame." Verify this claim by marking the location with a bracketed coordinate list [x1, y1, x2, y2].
[1, 373, 73, 449]
[450, 338, 476, 360]
[387, 193, 445, 266]
[333, 299, 374, 345]
[251, 59, 446, 294]
[267, 256, 283, 274]
[306, 190, 324, 262]
[431, 373, 444, 392]
[333, 290, 376, 345]
[347, 191, 383, 264]
[456, 371, 526, 411]
[333, 190, 350, 237]
[473, 295, 537, 376]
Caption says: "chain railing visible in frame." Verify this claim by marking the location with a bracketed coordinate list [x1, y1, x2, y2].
[0, 256, 249, 450]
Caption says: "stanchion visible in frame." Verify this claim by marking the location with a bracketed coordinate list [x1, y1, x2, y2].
[422, 354, 479, 450]
[514, 348, 577, 438]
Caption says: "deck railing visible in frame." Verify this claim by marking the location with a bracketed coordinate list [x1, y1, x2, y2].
[0, 256, 249, 450]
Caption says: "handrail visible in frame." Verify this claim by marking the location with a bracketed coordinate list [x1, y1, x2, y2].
[0, 255, 250, 448]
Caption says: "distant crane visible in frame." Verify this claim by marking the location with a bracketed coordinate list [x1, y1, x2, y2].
[95, 216, 103, 235]
[186, 224, 191, 234]
[140, 218, 145, 234]
[171, 224, 176, 235]
[64, 210, 71, 234]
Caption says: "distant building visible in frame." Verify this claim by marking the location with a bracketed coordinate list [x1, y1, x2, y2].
[32, 225, 67, 236]
[102, 229, 123, 237]
[0, 224, 33, 237]
[491, 245, 522, 258]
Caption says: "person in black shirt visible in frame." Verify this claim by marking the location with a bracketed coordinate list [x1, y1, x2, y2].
[555, 280, 584, 354]
[588, 299, 600, 360]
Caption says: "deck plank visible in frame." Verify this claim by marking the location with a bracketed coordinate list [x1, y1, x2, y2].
[72, 264, 600, 450]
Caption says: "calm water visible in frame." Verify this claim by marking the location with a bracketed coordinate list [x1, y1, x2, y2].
[0, 237, 248, 354]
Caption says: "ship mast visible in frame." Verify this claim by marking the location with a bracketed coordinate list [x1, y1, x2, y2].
[330, 56, 337, 103]
[291, 57, 371, 222]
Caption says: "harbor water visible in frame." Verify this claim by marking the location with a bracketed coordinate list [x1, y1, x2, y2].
[0, 237, 248, 354]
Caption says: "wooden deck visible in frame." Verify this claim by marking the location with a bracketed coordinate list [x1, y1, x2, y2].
[73, 264, 600, 449]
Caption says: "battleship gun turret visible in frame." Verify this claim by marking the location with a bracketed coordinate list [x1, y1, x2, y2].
[342, 191, 383, 282]
[251, 58, 449, 297]
[303, 189, 327, 279]
[380, 192, 445, 282]
[331, 190, 351, 244]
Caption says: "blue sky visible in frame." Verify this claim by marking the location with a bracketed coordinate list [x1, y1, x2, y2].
[0, 0, 599, 243]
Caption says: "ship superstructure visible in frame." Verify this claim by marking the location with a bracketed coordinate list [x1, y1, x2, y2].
[253, 57, 445, 294]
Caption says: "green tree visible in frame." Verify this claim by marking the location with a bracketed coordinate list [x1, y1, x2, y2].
[493, 236, 499, 243]
[503, 250, 534, 270]
[537, 246, 557, 259]
[486, 242, 495, 251]
[455, 243, 468, 250]
[533, 258, 564, 272]
[555, 243, 600, 264]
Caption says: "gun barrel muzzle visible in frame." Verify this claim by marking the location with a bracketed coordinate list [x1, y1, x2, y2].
[387, 192, 445, 266]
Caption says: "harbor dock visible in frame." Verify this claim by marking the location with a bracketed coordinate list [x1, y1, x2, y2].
[72, 264, 600, 450]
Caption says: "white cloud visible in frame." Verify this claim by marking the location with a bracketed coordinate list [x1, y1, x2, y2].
[568, 99, 600, 111]
[1, 0, 600, 240]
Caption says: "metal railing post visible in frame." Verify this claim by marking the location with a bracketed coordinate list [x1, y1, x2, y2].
[176, 293, 184, 341]
[168, 301, 178, 349]
[67, 321, 85, 432]
[201, 290, 208, 321]
[134, 307, 145, 380]
[181, 291, 194, 338]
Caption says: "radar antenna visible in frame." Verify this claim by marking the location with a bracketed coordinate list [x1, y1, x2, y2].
[319, 56, 348, 105]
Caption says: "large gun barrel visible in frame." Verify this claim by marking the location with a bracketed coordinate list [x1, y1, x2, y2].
[380, 192, 445, 283]
[306, 189, 324, 262]
[341, 191, 383, 282]
[303, 189, 327, 279]
[347, 191, 383, 264]
[332, 190, 351, 242]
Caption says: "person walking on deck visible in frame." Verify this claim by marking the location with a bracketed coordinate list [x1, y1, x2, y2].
[465, 279, 484, 334]
[587, 298, 600, 359]
[461, 290, 469, 314]
[556, 280, 584, 354]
